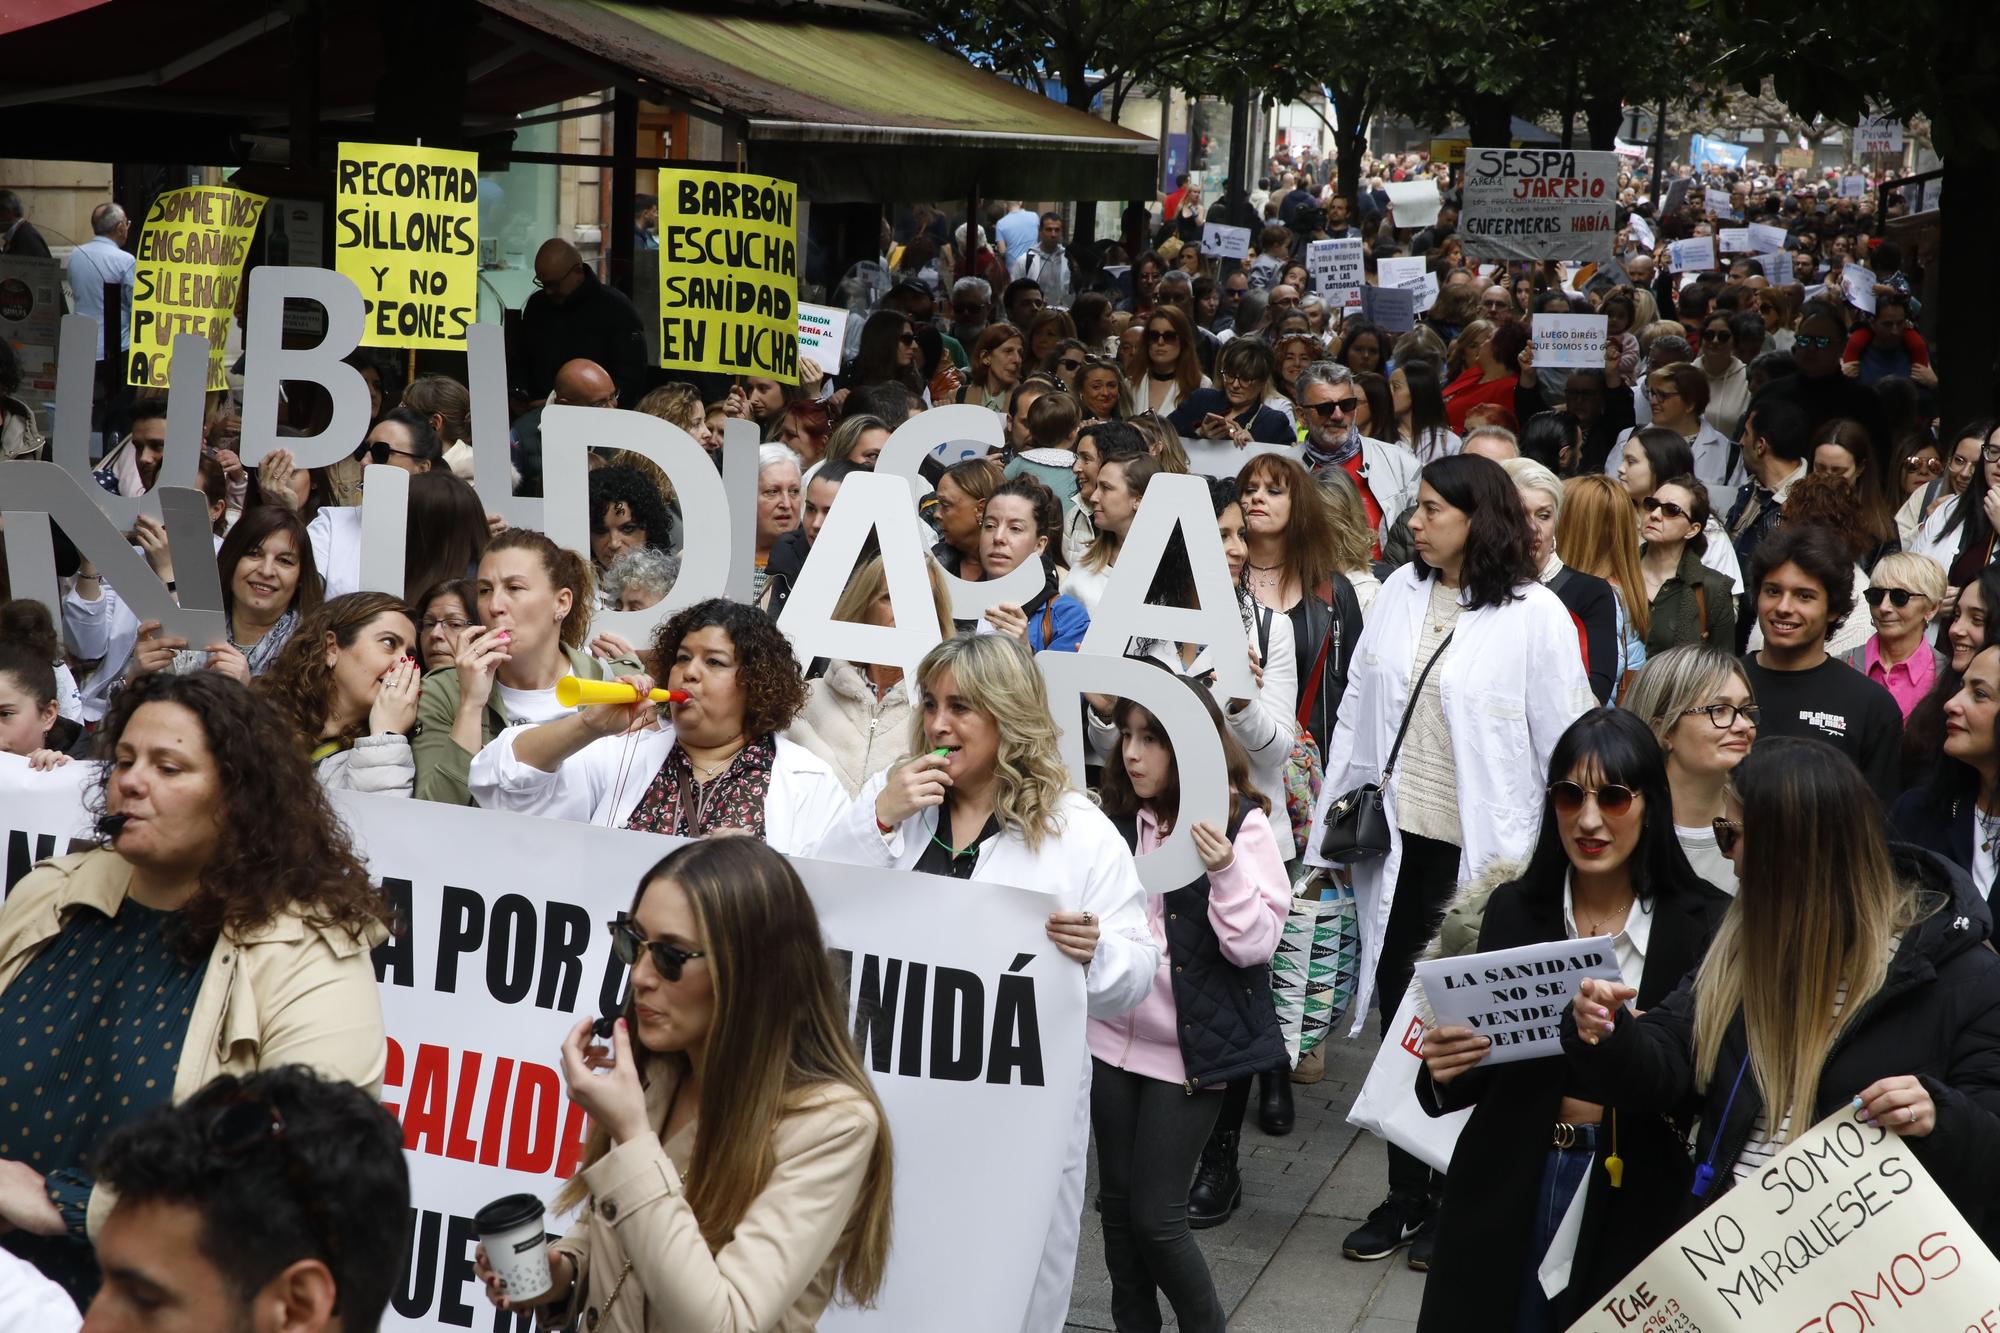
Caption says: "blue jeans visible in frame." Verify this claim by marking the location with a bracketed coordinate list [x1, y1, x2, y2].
[1514, 1126, 1598, 1333]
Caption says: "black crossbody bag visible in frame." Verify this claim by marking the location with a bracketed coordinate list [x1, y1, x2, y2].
[1317, 631, 1454, 864]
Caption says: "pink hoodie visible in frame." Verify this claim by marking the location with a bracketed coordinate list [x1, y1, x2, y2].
[1086, 804, 1291, 1085]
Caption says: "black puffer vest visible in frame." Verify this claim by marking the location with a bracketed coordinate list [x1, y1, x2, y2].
[1110, 809, 1289, 1090]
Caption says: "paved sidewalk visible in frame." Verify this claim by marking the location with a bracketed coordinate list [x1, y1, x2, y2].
[1065, 1033, 1429, 1331]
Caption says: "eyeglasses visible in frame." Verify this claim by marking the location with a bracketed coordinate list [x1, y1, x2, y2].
[1547, 781, 1636, 816]
[1905, 454, 1944, 476]
[1711, 816, 1742, 856]
[1303, 396, 1358, 418]
[1145, 329, 1180, 344]
[420, 615, 471, 634]
[1864, 586, 1925, 608]
[1220, 371, 1266, 388]
[1794, 334, 1836, 350]
[367, 440, 423, 465]
[1982, 445, 2000, 464]
[1644, 388, 1678, 403]
[532, 262, 580, 290]
[208, 1094, 339, 1271]
[609, 914, 706, 982]
[1703, 329, 1733, 342]
[1641, 496, 1689, 519]
[1679, 703, 1760, 729]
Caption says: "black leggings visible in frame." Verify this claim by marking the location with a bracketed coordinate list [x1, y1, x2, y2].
[1090, 1060, 1228, 1332]
[1377, 831, 1462, 1196]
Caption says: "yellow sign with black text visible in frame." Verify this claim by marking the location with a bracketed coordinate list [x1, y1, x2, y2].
[335, 141, 479, 349]
[127, 186, 265, 390]
[656, 168, 799, 383]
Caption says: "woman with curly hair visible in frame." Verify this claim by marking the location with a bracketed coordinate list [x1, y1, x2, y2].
[587, 464, 678, 588]
[0, 671, 390, 1304]
[255, 591, 422, 794]
[819, 630, 1156, 1331]
[469, 598, 847, 853]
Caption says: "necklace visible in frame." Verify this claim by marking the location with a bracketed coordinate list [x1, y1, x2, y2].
[1577, 896, 1634, 938]
[1977, 805, 2000, 854]
[1428, 578, 1459, 633]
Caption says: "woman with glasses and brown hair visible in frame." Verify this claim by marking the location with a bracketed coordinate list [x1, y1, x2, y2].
[1609, 364, 1737, 513]
[478, 837, 894, 1331]
[0, 672, 390, 1305]
[1620, 645, 1758, 892]
[1121, 305, 1206, 418]
[1636, 475, 1736, 654]
[1416, 709, 1728, 1332]
[1168, 339, 1295, 446]
[1569, 738, 2000, 1259]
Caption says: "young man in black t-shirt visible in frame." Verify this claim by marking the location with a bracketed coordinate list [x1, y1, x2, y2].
[1740, 525, 1904, 801]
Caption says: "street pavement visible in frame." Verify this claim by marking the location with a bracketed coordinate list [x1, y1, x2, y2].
[1065, 1031, 1427, 1331]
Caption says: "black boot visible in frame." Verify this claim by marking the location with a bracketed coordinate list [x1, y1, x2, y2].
[1258, 1069, 1295, 1136]
[1187, 1129, 1242, 1229]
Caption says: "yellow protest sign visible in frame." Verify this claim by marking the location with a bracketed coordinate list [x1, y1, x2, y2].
[127, 186, 265, 390]
[657, 168, 799, 383]
[1429, 138, 1469, 166]
[335, 141, 479, 349]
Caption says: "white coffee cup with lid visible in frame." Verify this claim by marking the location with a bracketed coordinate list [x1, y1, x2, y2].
[475, 1193, 552, 1301]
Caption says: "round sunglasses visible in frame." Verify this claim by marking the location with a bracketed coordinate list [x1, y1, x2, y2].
[1863, 586, 1925, 608]
[608, 914, 706, 981]
[1547, 780, 1635, 816]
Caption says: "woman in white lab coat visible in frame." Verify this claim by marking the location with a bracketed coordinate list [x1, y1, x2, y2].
[1305, 452, 1592, 1264]
[819, 632, 1157, 1332]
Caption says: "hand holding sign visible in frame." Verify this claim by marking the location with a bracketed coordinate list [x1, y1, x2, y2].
[1421, 1025, 1492, 1084]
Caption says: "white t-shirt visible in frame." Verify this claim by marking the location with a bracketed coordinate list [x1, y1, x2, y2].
[1676, 823, 1737, 896]
[494, 683, 569, 728]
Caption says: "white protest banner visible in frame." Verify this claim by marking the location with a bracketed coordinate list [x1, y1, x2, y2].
[1840, 174, 1868, 199]
[0, 255, 61, 393]
[1201, 222, 1252, 259]
[1178, 436, 1297, 479]
[1747, 222, 1789, 254]
[1, 783, 1087, 1333]
[1360, 282, 1415, 334]
[1567, 1108, 2000, 1333]
[1376, 256, 1437, 313]
[1704, 188, 1738, 220]
[1765, 249, 1795, 287]
[1717, 228, 1752, 255]
[796, 301, 851, 372]
[1669, 236, 1718, 273]
[1531, 314, 1608, 370]
[1307, 237, 1365, 306]
[1413, 936, 1619, 1065]
[1461, 148, 1618, 264]
[1855, 115, 1904, 156]
[1384, 179, 1442, 229]
[1841, 263, 1878, 314]
[1625, 214, 1655, 251]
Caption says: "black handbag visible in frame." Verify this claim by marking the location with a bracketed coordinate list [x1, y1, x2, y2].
[1318, 631, 1454, 864]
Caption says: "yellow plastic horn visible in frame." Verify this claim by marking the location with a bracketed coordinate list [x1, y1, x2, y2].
[554, 677, 687, 708]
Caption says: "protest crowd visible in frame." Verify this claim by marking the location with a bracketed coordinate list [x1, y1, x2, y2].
[1, 123, 1996, 1333]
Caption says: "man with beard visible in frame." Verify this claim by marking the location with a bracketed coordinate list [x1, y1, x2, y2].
[1295, 361, 1418, 556]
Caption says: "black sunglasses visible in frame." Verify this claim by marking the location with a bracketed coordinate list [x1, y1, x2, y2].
[898, 332, 919, 346]
[1303, 397, 1358, 419]
[1864, 586, 1923, 608]
[609, 914, 706, 981]
[1711, 816, 1742, 856]
[1145, 329, 1180, 344]
[1547, 780, 1636, 816]
[1703, 329, 1733, 342]
[1057, 357, 1084, 372]
[1641, 496, 1689, 519]
[368, 440, 422, 465]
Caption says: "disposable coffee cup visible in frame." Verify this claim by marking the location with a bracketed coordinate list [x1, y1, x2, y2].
[474, 1193, 552, 1301]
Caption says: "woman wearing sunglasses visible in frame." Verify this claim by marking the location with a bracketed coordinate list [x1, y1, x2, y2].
[1620, 646, 1758, 893]
[1893, 643, 2000, 896]
[1637, 475, 1736, 653]
[1416, 709, 1728, 1332]
[1834, 553, 1948, 724]
[1038, 337, 1091, 392]
[1121, 306, 1206, 418]
[1608, 365, 1736, 516]
[1305, 453, 1591, 1265]
[1908, 421, 2000, 585]
[1695, 312, 1750, 440]
[1568, 739, 2000, 1253]
[0, 672, 390, 1305]
[1895, 422, 1981, 548]
[293, 408, 443, 600]
[845, 309, 928, 399]
[478, 837, 894, 1330]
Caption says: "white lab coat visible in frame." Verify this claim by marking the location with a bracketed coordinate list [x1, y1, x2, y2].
[307, 504, 364, 601]
[1907, 493, 1967, 569]
[1304, 564, 1592, 1034]
[467, 723, 849, 857]
[820, 776, 1157, 1333]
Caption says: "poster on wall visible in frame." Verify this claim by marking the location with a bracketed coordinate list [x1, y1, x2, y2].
[335, 141, 479, 350]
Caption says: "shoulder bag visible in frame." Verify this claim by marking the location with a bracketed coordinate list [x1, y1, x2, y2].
[1317, 630, 1454, 864]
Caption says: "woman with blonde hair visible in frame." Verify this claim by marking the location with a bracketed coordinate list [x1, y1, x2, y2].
[1558, 474, 1650, 702]
[634, 381, 719, 455]
[1317, 463, 1383, 613]
[788, 554, 955, 796]
[1620, 645, 1759, 892]
[1841, 551, 1948, 723]
[821, 631, 1157, 1330]
[1503, 458, 1620, 705]
[478, 837, 894, 1329]
[1126, 411, 1192, 473]
[1569, 739, 2000, 1231]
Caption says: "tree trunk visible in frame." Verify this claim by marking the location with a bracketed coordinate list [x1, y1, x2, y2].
[1463, 91, 1514, 150]
[1581, 83, 1624, 152]
[1064, 60, 1101, 263]
[1935, 140, 1998, 429]
[1328, 83, 1370, 203]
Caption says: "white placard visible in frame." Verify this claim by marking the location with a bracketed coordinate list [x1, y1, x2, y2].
[1668, 236, 1718, 273]
[1717, 228, 1752, 255]
[1704, 188, 1737, 219]
[1414, 936, 1620, 1065]
[1841, 262, 1878, 314]
[1307, 236, 1365, 306]
[1531, 313, 1608, 369]
[1624, 214, 1654, 251]
[1567, 1108, 2000, 1333]
[1747, 222, 1788, 254]
[1, 785, 1089, 1333]
[1840, 174, 1868, 199]
[1200, 223, 1252, 259]
[1460, 148, 1618, 264]
[796, 301, 850, 371]
[1376, 256, 1437, 313]
[1855, 115, 1904, 156]
[1384, 179, 1442, 229]
[1765, 249, 1795, 287]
